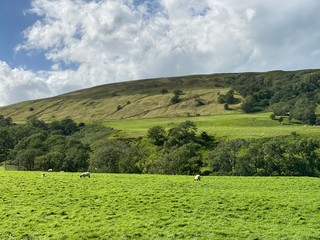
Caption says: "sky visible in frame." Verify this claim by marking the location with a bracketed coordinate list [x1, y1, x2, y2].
[1, 0, 320, 106]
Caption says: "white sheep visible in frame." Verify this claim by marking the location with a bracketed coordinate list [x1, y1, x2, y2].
[194, 174, 201, 181]
[80, 172, 90, 178]
[48, 169, 53, 172]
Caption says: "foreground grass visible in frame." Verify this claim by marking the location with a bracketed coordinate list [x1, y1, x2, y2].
[1, 171, 320, 239]
[106, 112, 320, 139]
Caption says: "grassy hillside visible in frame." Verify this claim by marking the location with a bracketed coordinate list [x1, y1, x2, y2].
[1, 171, 320, 239]
[0, 74, 237, 122]
[1, 69, 319, 139]
[106, 112, 320, 139]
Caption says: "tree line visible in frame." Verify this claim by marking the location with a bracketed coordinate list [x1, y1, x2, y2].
[0, 115, 320, 176]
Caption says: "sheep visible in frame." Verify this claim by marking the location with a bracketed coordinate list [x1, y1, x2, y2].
[194, 174, 201, 181]
[48, 169, 53, 172]
[80, 172, 90, 178]
[42, 173, 47, 177]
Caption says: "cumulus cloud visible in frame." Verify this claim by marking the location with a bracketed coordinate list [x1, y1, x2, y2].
[1, 0, 320, 105]
[0, 61, 51, 106]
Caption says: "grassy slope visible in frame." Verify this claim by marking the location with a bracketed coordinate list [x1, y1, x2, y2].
[0, 74, 236, 122]
[106, 112, 320, 139]
[0, 70, 319, 139]
[1, 171, 319, 239]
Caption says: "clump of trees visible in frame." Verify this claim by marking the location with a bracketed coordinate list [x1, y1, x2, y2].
[207, 137, 320, 176]
[231, 71, 320, 124]
[170, 89, 184, 104]
[146, 121, 216, 174]
[217, 90, 236, 105]
[1, 115, 320, 176]
[1, 116, 90, 172]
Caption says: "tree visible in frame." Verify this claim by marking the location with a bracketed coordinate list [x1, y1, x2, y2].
[27, 117, 48, 130]
[225, 90, 235, 104]
[170, 95, 180, 104]
[50, 118, 80, 135]
[63, 138, 90, 172]
[173, 89, 183, 95]
[262, 139, 287, 175]
[195, 99, 205, 107]
[34, 152, 65, 171]
[161, 89, 168, 94]
[89, 141, 126, 173]
[147, 126, 167, 146]
[154, 143, 202, 175]
[290, 97, 317, 125]
[241, 95, 256, 113]
[269, 102, 291, 116]
[217, 95, 225, 104]
[165, 121, 197, 148]
[0, 128, 14, 163]
[0, 115, 13, 127]
[287, 138, 320, 176]
[16, 148, 43, 170]
[208, 139, 246, 174]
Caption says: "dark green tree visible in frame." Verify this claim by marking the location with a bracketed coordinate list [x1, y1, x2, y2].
[0, 128, 14, 163]
[208, 139, 246, 174]
[147, 126, 167, 146]
[290, 97, 317, 125]
[225, 90, 235, 104]
[170, 95, 180, 104]
[241, 95, 256, 113]
[165, 121, 197, 148]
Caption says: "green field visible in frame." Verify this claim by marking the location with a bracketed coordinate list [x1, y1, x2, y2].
[1, 171, 320, 239]
[106, 112, 320, 139]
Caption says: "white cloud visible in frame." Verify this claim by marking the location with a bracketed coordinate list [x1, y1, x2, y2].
[0, 61, 52, 106]
[1, 0, 320, 106]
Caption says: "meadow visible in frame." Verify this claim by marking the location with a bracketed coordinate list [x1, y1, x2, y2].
[1, 171, 320, 239]
[106, 112, 320, 139]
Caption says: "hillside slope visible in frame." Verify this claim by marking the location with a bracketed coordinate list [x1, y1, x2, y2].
[0, 74, 237, 122]
[0, 69, 319, 122]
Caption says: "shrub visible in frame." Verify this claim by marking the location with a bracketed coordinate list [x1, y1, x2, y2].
[170, 95, 180, 104]
[173, 89, 183, 95]
[195, 99, 205, 107]
[161, 89, 168, 94]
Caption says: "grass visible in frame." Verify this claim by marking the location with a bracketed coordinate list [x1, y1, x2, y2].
[1, 171, 320, 239]
[106, 112, 320, 139]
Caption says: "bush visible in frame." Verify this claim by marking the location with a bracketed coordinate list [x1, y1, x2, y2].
[173, 89, 183, 95]
[170, 95, 180, 104]
[161, 89, 168, 94]
[195, 99, 205, 107]
[217, 95, 225, 104]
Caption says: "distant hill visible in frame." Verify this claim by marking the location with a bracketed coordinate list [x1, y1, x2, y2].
[0, 69, 319, 123]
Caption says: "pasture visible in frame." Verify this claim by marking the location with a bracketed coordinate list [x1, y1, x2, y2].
[1, 171, 320, 239]
[106, 112, 320, 139]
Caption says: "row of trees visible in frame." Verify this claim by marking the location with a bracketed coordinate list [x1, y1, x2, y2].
[209, 137, 320, 176]
[1, 115, 320, 176]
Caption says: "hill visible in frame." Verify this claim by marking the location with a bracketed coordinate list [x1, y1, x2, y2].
[0, 69, 319, 124]
[0, 74, 234, 122]
[1, 69, 320, 176]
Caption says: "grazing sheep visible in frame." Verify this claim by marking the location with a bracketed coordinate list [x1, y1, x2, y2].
[80, 172, 90, 178]
[48, 169, 53, 172]
[42, 173, 47, 177]
[194, 174, 201, 181]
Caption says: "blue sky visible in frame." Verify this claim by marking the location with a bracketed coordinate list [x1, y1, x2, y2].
[0, 0, 320, 106]
[0, 0, 51, 70]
